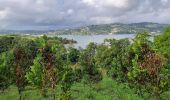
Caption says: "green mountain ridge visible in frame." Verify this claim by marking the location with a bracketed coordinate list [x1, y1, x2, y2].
[52, 22, 169, 35]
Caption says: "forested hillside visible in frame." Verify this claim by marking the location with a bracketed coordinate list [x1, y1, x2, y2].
[0, 27, 170, 100]
[53, 22, 169, 35]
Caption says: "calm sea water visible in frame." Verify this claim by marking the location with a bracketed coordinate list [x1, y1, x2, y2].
[58, 34, 136, 48]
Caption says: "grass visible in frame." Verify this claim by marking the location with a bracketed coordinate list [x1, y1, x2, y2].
[0, 77, 169, 100]
[71, 77, 143, 100]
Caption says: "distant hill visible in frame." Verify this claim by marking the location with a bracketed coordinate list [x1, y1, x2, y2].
[53, 22, 169, 35]
[0, 22, 169, 35]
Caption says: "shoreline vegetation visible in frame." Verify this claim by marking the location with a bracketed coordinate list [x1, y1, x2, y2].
[0, 26, 170, 100]
[0, 35, 77, 45]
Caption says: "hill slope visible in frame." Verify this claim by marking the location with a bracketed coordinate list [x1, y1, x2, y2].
[53, 22, 169, 35]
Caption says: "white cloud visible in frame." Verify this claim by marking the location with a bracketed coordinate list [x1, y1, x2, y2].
[67, 9, 74, 15]
[35, 0, 45, 5]
[161, 0, 168, 3]
[82, 0, 129, 8]
[0, 9, 9, 19]
[82, 0, 95, 5]
[101, 0, 129, 8]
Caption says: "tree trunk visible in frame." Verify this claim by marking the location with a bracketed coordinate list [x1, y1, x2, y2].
[53, 94, 56, 100]
[155, 93, 159, 100]
[19, 94, 22, 100]
[145, 95, 148, 100]
[52, 86, 56, 100]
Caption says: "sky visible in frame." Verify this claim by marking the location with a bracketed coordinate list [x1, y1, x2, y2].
[0, 0, 170, 30]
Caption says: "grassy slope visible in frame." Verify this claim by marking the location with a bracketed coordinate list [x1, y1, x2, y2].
[0, 77, 169, 100]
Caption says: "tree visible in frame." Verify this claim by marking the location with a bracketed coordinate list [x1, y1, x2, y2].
[0, 36, 37, 96]
[59, 68, 75, 100]
[13, 37, 38, 100]
[26, 36, 52, 98]
[128, 32, 169, 99]
[153, 26, 170, 99]
[26, 54, 43, 87]
[95, 38, 131, 82]
[26, 35, 69, 99]
[0, 51, 14, 92]
[0, 36, 15, 53]
[67, 47, 80, 64]
[79, 43, 102, 85]
[14, 46, 27, 100]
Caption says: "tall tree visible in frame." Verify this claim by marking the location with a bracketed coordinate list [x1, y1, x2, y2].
[0, 51, 14, 92]
[128, 32, 169, 99]
[13, 37, 37, 100]
[79, 43, 102, 85]
[95, 38, 131, 81]
[26, 35, 68, 99]
[153, 27, 170, 99]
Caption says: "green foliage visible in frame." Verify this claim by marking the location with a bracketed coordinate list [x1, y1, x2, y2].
[1, 29, 170, 100]
[59, 68, 75, 100]
[95, 44, 113, 69]
[26, 54, 43, 87]
[26, 35, 73, 99]
[153, 26, 170, 96]
[128, 32, 151, 78]
[95, 38, 131, 82]
[154, 26, 170, 57]
[0, 77, 147, 100]
[0, 36, 15, 53]
[127, 31, 170, 99]
[67, 47, 80, 64]
[79, 43, 102, 84]
[0, 51, 14, 91]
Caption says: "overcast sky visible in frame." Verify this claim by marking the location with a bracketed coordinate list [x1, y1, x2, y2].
[0, 0, 170, 30]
